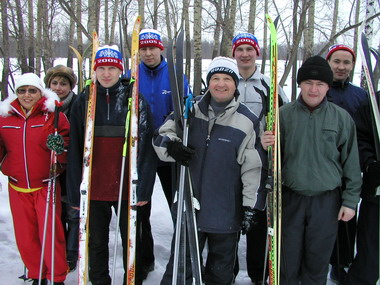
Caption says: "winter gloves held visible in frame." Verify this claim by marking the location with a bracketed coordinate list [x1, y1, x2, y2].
[46, 133, 65, 154]
[366, 161, 380, 189]
[241, 206, 261, 235]
[167, 140, 195, 167]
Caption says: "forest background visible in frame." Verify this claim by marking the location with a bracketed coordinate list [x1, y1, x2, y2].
[0, 0, 379, 100]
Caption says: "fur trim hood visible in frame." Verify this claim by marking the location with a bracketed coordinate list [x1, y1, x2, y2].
[0, 88, 60, 117]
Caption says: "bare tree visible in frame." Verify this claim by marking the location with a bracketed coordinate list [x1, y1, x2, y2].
[220, 0, 237, 56]
[138, 0, 145, 28]
[247, 0, 257, 34]
[261, 0, 269, 74]
[28, 0, 35, 72]
[14, 0, 29, 73]
[302, 0, 314, 59]
[88, 0, 100, 34]
[1, 0, 10, 98]
[183, 0, 191, 81]
[210, 0, 223, 58]
[193, 0, 202, 95]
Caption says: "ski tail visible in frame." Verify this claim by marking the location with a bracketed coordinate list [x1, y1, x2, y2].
[78, 30, 99, 285]
[126, 15, 141, 285]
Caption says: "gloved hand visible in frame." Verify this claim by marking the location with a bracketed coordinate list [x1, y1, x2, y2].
[366, 161, 380, 189]
[241, 207, 261, 235]
[46, 133, 65, 154]
[167, 140, 195, 166]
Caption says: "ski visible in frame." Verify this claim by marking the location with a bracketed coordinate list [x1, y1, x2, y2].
[126, 16, 141, 285]
[167, 30, 202, 284]
[265, 14, 281, 285]
[69, 45, 84, 92]
[359, 32, 380, 193]
[78, 31, 99, 285]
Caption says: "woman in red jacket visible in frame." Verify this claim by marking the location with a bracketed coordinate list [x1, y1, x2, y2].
[0, 73, 70, 285]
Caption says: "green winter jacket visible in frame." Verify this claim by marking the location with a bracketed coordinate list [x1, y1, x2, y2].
[280, 96, 362, 210]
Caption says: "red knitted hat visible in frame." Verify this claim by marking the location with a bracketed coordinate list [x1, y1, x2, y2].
[326, 44, 356, 62]
[139, 29, 164, 50]
[93, 45, 123, 71]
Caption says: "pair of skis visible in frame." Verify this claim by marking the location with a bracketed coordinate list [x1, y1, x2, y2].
[167, 30, 202, 284]
[78, 16, 141, 285]
[265, 15, 282, 285]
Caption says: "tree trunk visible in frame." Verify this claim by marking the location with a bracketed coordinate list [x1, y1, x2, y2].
[110, 0, 119, 44]
[1, 0, 10, 98]
[138, 0, 145, 28]
[247, 0, 257, 34]
[66, 0, 75, 68]
[104, 0, 109, 43]
[193, 0, 202, 96]
[164, 0, 172, 40]
[302, 0, 314, 60]
[184, 0, 191, 81]
[15, 0, 29, 73]
[211, 0, 222, 58]
[350, 0, 360, 80]
[261, 0, 268, 74]
[28, 0, 35, 72]
[36, 0, 43, 74]
[220, 0, 237, 57]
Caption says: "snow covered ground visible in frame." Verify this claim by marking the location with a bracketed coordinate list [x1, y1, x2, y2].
[0, 174, 344, 285]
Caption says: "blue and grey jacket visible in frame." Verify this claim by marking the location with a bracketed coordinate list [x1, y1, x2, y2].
[153, 92, 266, 233]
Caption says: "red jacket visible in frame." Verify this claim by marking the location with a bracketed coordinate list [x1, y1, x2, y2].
[0, 90, 70, 189]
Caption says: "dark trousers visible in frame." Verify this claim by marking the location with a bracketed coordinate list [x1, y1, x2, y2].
[157, 164, 174, 207]
[61, 201, 79, 261]
[160, 231, 238, 285]
[281, 189, 340, 285]
[246, 209, 268, 281]
[88, 200, 128, 285]
[88, 200, 149, 284]
[330, 212, 356, 269]
[346, 200, 379, 285]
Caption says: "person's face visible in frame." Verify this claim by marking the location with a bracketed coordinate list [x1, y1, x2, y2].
[328, 50, 355, 82]
[49, 76, 72, 100]
[234, 44, 257, 70]
[16, 85, 42, 111]
[209, 73, 236, 103]
[95, 66, 122, 88]
[139, 46, 162, 68]
[300, 80, 329, 108]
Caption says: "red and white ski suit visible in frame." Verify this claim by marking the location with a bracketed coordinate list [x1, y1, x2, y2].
[0, 91, 70, 282]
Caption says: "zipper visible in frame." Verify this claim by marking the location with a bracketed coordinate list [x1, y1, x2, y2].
[106, 88, 110, 120]
[22, 120, 31, 189]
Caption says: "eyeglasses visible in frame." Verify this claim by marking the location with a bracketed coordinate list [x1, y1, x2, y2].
[17, 88, 39, 95]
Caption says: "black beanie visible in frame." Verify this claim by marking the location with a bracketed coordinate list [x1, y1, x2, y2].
[296, 55, 333, 86]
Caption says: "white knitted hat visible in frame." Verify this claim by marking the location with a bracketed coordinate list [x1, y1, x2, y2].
[15, 73, 45, 93]
[206, 57, 239, 87]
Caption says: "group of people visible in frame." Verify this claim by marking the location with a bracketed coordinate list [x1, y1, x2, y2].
[0, 26, 378, 285]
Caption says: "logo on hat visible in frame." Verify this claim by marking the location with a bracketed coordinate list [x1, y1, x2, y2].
[139, 29, 164, 50]
[94, 45, 123, 71]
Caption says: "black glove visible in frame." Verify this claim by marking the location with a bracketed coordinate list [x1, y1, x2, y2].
[241, 207, 261, 235]
[46, 133, 65, 154]
[167, 140, 195, 166]
[366, 161, 380, 189]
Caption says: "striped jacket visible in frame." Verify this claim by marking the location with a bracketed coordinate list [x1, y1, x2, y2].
[153, 92, 266, 233]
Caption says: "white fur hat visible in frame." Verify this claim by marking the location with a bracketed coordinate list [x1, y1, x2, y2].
[15, 73, 45, 93]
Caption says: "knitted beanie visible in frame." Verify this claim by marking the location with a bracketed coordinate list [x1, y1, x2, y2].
[326, 44, 356, 62]
[44, 65, 77, 89]
[139, 29, 164, 50]
[232, 33, 260, 56]
[15, 73, 45, 93]
[93, 45, 123, 71]
[297, 56, 333, 86]
[206, 57, 240, 87]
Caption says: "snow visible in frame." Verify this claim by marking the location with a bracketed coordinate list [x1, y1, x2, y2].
[0, 173, 345, 284]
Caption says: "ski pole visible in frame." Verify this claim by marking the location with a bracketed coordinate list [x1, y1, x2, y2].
[111, 81, 133, 285]
[38, 102, 61, 285]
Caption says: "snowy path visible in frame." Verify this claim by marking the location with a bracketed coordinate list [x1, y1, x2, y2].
[1, 174, 337, 284]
